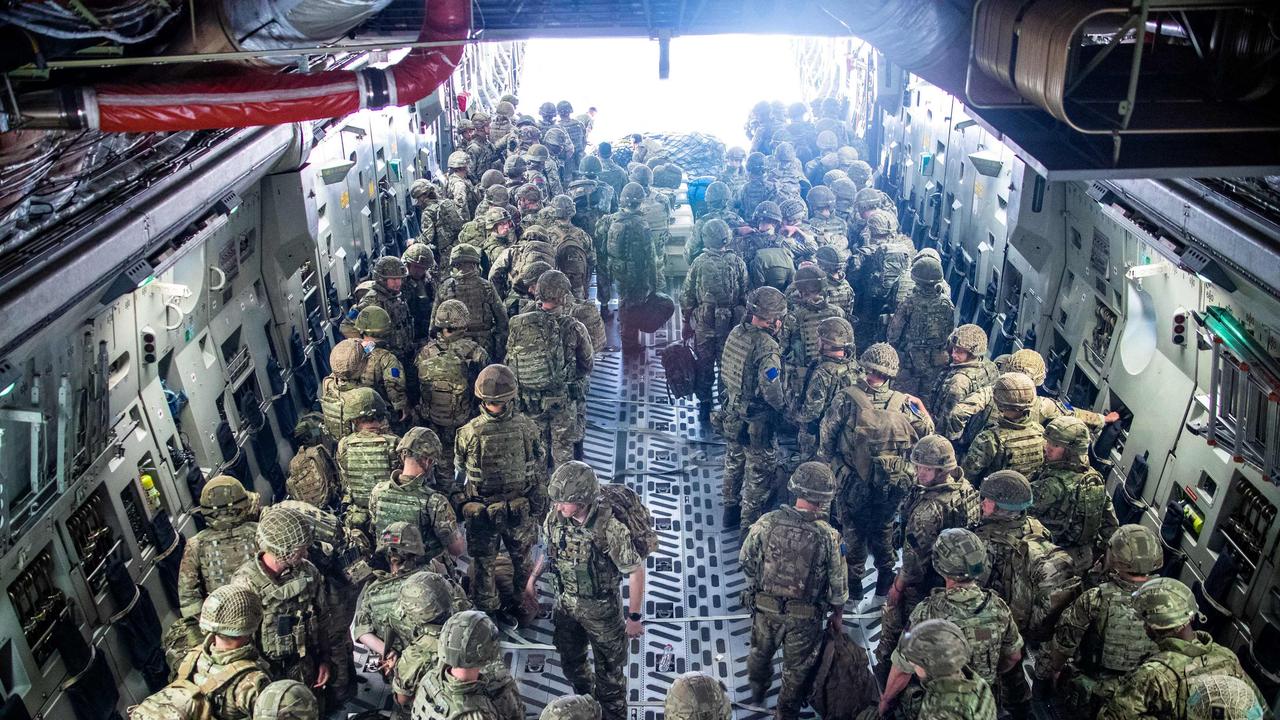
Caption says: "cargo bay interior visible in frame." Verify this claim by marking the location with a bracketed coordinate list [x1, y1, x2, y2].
[2, 1, 1280, 719]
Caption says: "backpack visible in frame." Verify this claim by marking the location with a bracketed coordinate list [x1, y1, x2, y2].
[550, 226, 591, 285]
[660, 339, 698, 401]
[620, 292, 676, 334]
[506, 311, 567, 394]
[417, 342, 474, 425]
[129, 653, 260, 720]
[286, 445, 339, 508]
[598, 483, 659, 558]
[1009, 535, 1082, 641]
[865, 239, 912, 299]
[694, 251, 739, 308]
[808, 623, 880, 720]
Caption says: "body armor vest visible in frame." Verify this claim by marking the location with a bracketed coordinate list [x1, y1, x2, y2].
[993, 421, 1046, 477]
[757, 510, 826, 604]
[1091, 581, 1158, 674]
[823, 277, 854, 317]
[507, 311, 568, 395]
[810, 217, 851, 263]
[417, 337, 480, 426]
[370, 476, 446, 555]
[232, 560, 322, 661]
[914, 588, 1009, 684]
[342, 432, 396, 507]
[933, 361, 999, 416]
[413, 666, 498, 720]
[791, 302, 841, 369]
[545, 510, 622, 599]
[361, 571, 420, 651]
[465, 413, 531, 498]
[720, 325, 762, 416]
[440, 273, 492, 336]
[320, 376, 358, 439]
[904, 293, 955, 355]
[694, 250, 743, 308]
[1035, 464, 1109, 549]
[195, 523, 259, 595]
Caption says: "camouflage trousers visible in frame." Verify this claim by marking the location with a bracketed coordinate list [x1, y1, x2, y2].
[552, 594, 629, 720]
[894, 353, 947, 400]
[466, 505, 536, 614]
[690, 310, 736, 405]
[652, 230, 670, 275]
[522, 394, 581, 468]
[874, 584, 930, 672]
[837, 468, 905, 589]
[747, 607, 825, 720]
[723, 416, 779, 526]
[432, 422, 463, 497]
[323, 578, 361, 706]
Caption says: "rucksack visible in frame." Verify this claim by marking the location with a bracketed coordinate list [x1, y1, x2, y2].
[809, 623, 880, 720]
[286, 445, 339, 508]
[550, 226, 591, 284]
[660, 339, 698, 402]
[129, 653, 260, 720]
[620, 292, 675, 334]
[506, 311, 567, 393]
[598, 483, 659, 558]
[417, 342, 474, 425]
[865, 239, 912, 299]
[694, 251, 739, 308]
[1009, 535, 1082, 641]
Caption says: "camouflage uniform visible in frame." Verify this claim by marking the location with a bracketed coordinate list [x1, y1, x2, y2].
[740, 464, 848, 720]
[680, 218, 749, 411]
[318, 339, 367, 442]
[287, 416, 340, 510]
[1031, 417, 1119, 574]
[735, 153, 773, 219]
[851, 343, 936, 437]
[855, 210, 916, 345]
[806, 187, 851, 265]
[444, 152, 480, 218]
[743, 205, 796, 292]
[341, 258, 414, 361]
[792, 317, 860, 460]
[352, 523, 435, 658]
[630, 166, 672, 270]
[542, 463, 642, 720]
[413, 184, 466, 274]
[664, 674, 731, 720]
[685, 181, 747, 264]
[970, 471, 1052, 604]
[814, 245, 855, 320]
[390, 572, 471, 707]
[929, 325, 998, 424]
[781, 266, 846, 397]
[412, 611, 524, 720]
[401, 243, 437, 344]
[607, 184, 659, 349]
[335, 387, 401, 537]
[890, 619, 998, 720]
[416, 301, 490, 492]
[432, 244, 509, 361]
[506, 270, 594, 466]
[369, 469, 458, 555]
[886, 255, 954, 398]
[353, 306, 409, 416]
[544, 196, 597, 300]
[963, 373, 1045, 487]
[177, 476, 260, 620]
[454, 364, 546, 613]
[719, 288, 789, 527]
[887, 249, 951, 321]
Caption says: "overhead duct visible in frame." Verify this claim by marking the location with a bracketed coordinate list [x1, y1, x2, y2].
[16, 0, 471, 132]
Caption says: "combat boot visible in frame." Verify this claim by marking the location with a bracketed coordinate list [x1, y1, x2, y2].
[722, 505, 741, 529]
[856, 570, 895, 613]
[748, 682, 767, 706]
[698, 401, 712, 423]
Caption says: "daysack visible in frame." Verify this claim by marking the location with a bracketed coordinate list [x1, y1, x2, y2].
[865, 239, 912, 299]
[1009, 535, 1082, 641]
[694, 251, 740, 308]
[417, 342, 474, 425]
[598, 484, 659, 558]
[660, 339, 698, 401]
[129, 653, 260, 720]
[507, 311, 567, 394]
[551, 227, 591, 284]
[621, 292, 676, 334]
[808, 624, 880, 720]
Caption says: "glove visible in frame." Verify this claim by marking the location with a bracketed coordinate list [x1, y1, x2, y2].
[461, 502, 486, 519]
[486, 501, 509, 523]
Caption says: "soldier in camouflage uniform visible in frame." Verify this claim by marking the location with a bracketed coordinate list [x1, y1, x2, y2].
[719, 287, 789, 528]
[252, 680, 318, 720]
[681, 218, 749, 421]
[849, 188, 897, 245]
[415, 299, 489, 491]
[465, 111, 501, 178]
[287, 415, 340, 511]
[930, 325, 998, 424]
[412, 181, 466, 282]
[401, 243, 437, 344]
[881, 529, 1022, 715]
[971, 471, 1050, 603]
[556, 101, 586, 171]
[476, 206, 516, 269]
[335, 387, 400, 541]
[877, 435, 980, 670]
[432, 243, 508, 361]
[526, 462, 645, 720]
[831, 342, 934, 441]
[720, 146, 748, 197]
[370, 428, 463, 566]
[353, 306, 409, 422]
[544, 195, 596, 299]
[1186, 675, 1267, 720]
[607, 183, 659, 353]
[391, 572, 472, 713]
[664, 673, 731, 720]
[792, 316, 859, 460]
[782, 264, 846, 397]
[887, 249, 951, 320]
[685, 180, 747, 264]
[884, 618, 998, 720]
[445, 151, 479, 219]
[1098, 578, 1268, 720]
[629, 164, 672, 271]
[506, 270, 593, 466]
[341, 256, 414, 361]
[543, 126, 573, 188]
[778, 198, 818, 260]
[353, 523, 437, 669]
[829, 178, 860, 240]
[1041, 524, 1164, 717]
[523, 144, 562, 197]
[1032, 416, 1118, 574]
[411, 610, 524, 720]
[735, 151, 773, 219]
[806, 186, 850, 263]
[318, 339, 367, 442]
[232, 505, 333, 692]
[743, 201, 796, 292]
[740, 463, 848, 719]
[963, 372, 1045, 487]
[455, 364, 546, 615]
[886, 252, 953, 397]
[489, 232, 555, 302]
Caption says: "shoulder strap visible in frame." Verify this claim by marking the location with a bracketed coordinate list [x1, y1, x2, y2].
[196, 658, 262, 696]
[175, 649, 201, 681]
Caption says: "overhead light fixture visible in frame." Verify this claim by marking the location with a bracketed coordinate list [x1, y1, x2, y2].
[99, 257, 157, 306]
[1179, 246, 1238, 292]
[955, 119, 977, 131]
[967, 149, 1004, 177]
[214, 190, 241, 216]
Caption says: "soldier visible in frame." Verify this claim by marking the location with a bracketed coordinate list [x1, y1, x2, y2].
[526, 462, 646, 720]
[369, 428, 463, 565]
[335, 387, 400, 541]
[570, 156, 612, 241]
[1098, 578, 1268, 720]
[778, 197, 818, 261]
[735, 151, 773, 219]
[341, 256, 414, 361]
[971, 470, 1051, 604]
[411, 610, 524, 720]
[664, 673, 731, 720]
[544, 195, 595, 299]
[877, 435, 980, 667]
[767, 141, 805, 202]
[721, 146, 748, 196]
[596, 142, 628, 198]
[411, 181, 464, 277]
[444, 151, 479, 218]
[454, 364, 546, 616]
[782, 264, 845, 396]
[881, 529, 1022, 715]
[888, 249, 951, 320]
[318, 339, 366, 442]
[686, 181, 747, 263]
[1186, 676, 1267, 720]
[882, 619, 998, 720]
[719, 286, 789, 528]
[1040, 524, 1164, 717]
[432, 243, 508, 361]
[930, 324, 998, 423]
[353, 306, 409, 422]
[401, 243, 437, 344]
[963, 372, 1045, 487]
[475, 206, 515, 269]
[177, 475, 260, 642]
[739, 463, 848, 719]
[742, 201, 794, 291]
[807, 186, 849, 261]
[841, 342, 934, 438]
[543, 127, 573, 187]
[793, 317, 861, 463]
[353, 523, 436, 667]
[1031, 416, 1119, 574]
[630, 165, 672, 269]
[886, 252, 952, 396]
[805, 132, 839, 188]
[850, 188, 896, 243]
[232, 505, 332, 691]
[556, 100, 586, 169]
[491, 101, 516, 145]
[391, 572, 472, 712]
[287, 415, 340, 511]
[415, 299, 489, 490]
[465, 111, 501, 177]
[811, 245, 854, 320]
[542, 696, 603, 720]
[830, 178, 860, 237]
[606, 183, 659, 353]
[489, 232, 555, 302]
[536, 102, 558, 134]
[524, 144, 563, 197]
[681, 217, 749, 421]
[506, 269, 594, 465]
[252, 680, 319, 720]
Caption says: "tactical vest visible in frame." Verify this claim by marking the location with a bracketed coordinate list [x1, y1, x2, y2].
[993, 421, 1046, 477]
[359, 284, 412, 354]
[233, 561, 321, 661]
[370, 478, 446, 553]
[1009, 535, 1080, 639]
[359, 348, 402, 402]
[464, 414, 531, 498]
[131, 647, 263, 720]
[1036, 465, 1109, 549]
[360, 571, 418, 650]
[791, 302, 841, 368]
[916, 670, 997, 720]
[916, 588, 1009, 684]
[319, 376, 358, 439]
[839, 407, 915, 490]
[194, 523, 259, 595]
[342, 432, 396, 507]
[719, 325, 758, 415]
[641, 196, 671, 234]
[738, 179, 771, 218]
[507, 311, 568, 395]
[606, 212, 649, 283]
[757, 510, 826, 604]
[417, 339, 477, 426]
[902, 481, 981, 552]
[1145, 636, 1251, 717]
[823, 277, 854, 317]
[752, 245, 795, 291]
[570, 300, 606, 353]
[804, 358, 860, 409]
[286, 446, 338, 508]
[933, 361, 999, 415]
[441, 273, 491, 335]
[810, 217, 851, 263]
[864, 239, 914, 299]
[694, 251, 742, 308]
[413, 666, 499, 720]
[545, 511, 623, 599]
[904, 293, 955, 354]
[1091, 582, 1157, 674]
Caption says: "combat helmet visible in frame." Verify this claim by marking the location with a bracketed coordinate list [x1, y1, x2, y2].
[830, 177, 857, 204]
[980, 470, 1033, 512]
[779, 198, 808, 225]
[519, 125, 542, 144]
[440, 610, 500, 668]
[485, 183, 510, 205]
[548, 461, 600, 505]
[948, 324, 989, 358]
[257, 504, 314, 559]
[538, 101, 556, 118]
[520, 260, 553, 289]
[854, 188, 887, 215]
[912, 434, 958, 472]
[793, 264, 825, 296]
[397, 571, 457, 627]
[292, 413, 326, 447]
[620, 182, 646, 208]
[814, 245, 843, 273]
[807, 185, 836, 211]
[447, 150, 470, 170]
[329, 338, 365, 379]
[549, 194, 576, 220]
[847, 160, 873, 188]
[525, 144, 551, 163]
[865, 210, 897, 239]
[1186, 675, 1264, 720]
[200, 474, 253, 523]
[629, 164, 653, 187]
[435, 299, 471, 330]
[372, 256, 408, 282]
[504, 155, 527, 178]
[535, 269, 573, 303]
[475, 364, 518, 402]
[253, 680, 318, 720]
[556, 100, 573, 114]
[480, 168, 505, 190]
[397, 426, 442, 461]
[726, 146, 747, 162]
[704, 181, 731, 208]
[402, 243, 436, 272]
[665, 673, 732, 720]
[774, 141, 797, 163]
[542, 697, 602, 720]
[450, 243, 482, 267]
[1044, 416, 1091, 456]
[816, 130, 838, 151]
[788, 462, 836, 503]
[1007, 348, 1047, 386]
[470, 111, 491, 126]
[993, 372, 1037, 412]
[483, 206, 512, 230]
[409, 179, 437, 201]
[515, 183, 543, 206]
[900, 619, 971, 677]
[354, 305, 392, 338]
[753, 201, 783, 226]
[199, 583, 262, 638]
[818, 317, 855, 353]
[1106, 524, 1163, 576]
[344, 386, 388, 422]
[377, 521, 426, 559]
[496, 100, 516, 117]
[544, 127, 570, 151]
[746, 286, 787, 322]
[579, 155, 603, 176]
[860, 343, 900, 378]
[932, 527, 987, 580]
[701, 218, 732, 249]
[1131, 577, 1201, 630]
